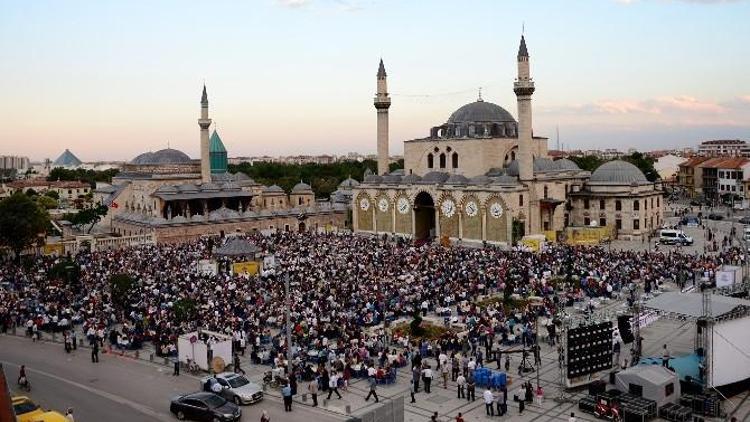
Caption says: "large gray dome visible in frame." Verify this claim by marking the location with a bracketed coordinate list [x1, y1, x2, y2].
[590, 160, 648, 184]
[131, 148, 192, 165]
[448, 100, 516, 124]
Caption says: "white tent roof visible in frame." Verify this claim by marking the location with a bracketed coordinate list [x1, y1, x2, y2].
[644, 292, 750, 319]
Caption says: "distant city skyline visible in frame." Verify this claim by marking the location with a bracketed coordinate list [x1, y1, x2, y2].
[1, 0, 748, 162]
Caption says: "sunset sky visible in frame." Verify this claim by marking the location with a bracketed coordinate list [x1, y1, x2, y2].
[1, 0, 749, 162]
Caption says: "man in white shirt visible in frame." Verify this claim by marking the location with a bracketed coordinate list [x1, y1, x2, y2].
[483, 389, 495, 416]
[456, 374, 466, 399]
[421, 365, 433, 393]
[569, 412, 577, 422]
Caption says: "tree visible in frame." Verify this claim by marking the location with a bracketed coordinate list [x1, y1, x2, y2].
[35, 195, 58, 210]
[47, 167, 119, 187]
[622, 152, 660, 182]
[568, 155, 605, 172]
[0, 192, 49, 262]
[65, 204, 109, 233]
[44, 190, 60, 200]
[110, 273, 135, 309]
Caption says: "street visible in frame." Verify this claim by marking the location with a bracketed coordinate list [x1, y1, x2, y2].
[0, 334, 344, 422]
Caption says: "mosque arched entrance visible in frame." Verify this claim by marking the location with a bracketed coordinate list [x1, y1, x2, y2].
[414, 191, 436, 240]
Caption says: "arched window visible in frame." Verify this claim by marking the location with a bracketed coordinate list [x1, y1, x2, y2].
[427, 153, 434, 168]
[439, 153, 446, 168]
[452, 152, 459, 168]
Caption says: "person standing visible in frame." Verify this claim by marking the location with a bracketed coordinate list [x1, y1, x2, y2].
[91, 341, 99, 363]
[456, 373, 466, 399]
[466, 376, 476, 402]
[308, 378, 319, 407]
[422, 365, 433, 394]
[409, 378, 416, 403]
[365, 376, 379, 403]
[455, 412, 464, 422]
[412, 365, 421, 393]
[71, 330, 77, 351]
[65, 408, 75, 421]
[64, 332, 72, 353]
[441, 362, 449, 389]
[662, 344, 670, 368]
[327, 372, 342, 399]
[172, 357, 179, 375]
[281, 383, 293, 411]
[483, 388, 495, 416]
[568, 412, 577, 422]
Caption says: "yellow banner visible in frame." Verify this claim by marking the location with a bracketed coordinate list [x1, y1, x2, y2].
[565, 226, 613, 245]
[520, 237, 542, 252]
[232, 261, 259, 275]
[543, 231, 557, 243]
[44, 243, 65, 256]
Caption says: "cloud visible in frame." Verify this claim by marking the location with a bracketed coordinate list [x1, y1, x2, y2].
[276, 0, 311, 8]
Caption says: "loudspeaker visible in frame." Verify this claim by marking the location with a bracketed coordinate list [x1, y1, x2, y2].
[618, 315, 635, 344]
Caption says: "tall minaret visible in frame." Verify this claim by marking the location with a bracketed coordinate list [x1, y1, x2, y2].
[514, 35, 535, 182]
[199, 85, 212, 183]
[374, 59, 391, 176]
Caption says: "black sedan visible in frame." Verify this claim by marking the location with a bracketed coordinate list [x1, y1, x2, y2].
[170, 392, 241, 421]
[739, 216, 750, 225]
[708, 213, 724, 221]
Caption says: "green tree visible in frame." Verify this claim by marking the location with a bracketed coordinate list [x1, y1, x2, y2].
[65, 204, 109, 233]
[25, 188, 38, 197]
[0, 192, 50, 262]
[622, 152, 660, 182]
[45, 190, 60, 200]
[110, 273, 135, 309]
[568, 155, 605, 172]
[35, 195, 58, 210]
[173, 298, 197, 323]
[511, 219, 525, 244]
[47, 168, 120, 187]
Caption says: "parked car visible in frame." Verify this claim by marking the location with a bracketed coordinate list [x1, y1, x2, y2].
[708, 213, 724, 221]
[170, 392, 241, 421]
[200, 372, 263, 405]
[681, 216, 701, 227]
[12, 396, 68, 422]
[739, 216, 750, 225]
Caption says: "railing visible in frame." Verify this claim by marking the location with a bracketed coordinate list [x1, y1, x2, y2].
[57, 233, 156, 254]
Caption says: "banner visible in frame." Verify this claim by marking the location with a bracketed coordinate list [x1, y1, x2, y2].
[543, 231, 557, 243]
[43, 243, 65, 256]
[232, 261, 259, 276]
[197, 259, 218, 276]
[520, 235, 545, 252]
[565, 226, 614, 245]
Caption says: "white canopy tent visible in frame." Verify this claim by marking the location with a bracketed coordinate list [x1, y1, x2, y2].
[177, 330, 233, 371]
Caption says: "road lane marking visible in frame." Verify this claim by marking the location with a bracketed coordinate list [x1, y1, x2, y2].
[1, 360, 171, 421]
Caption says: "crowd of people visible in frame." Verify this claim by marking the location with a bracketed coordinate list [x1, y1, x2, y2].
[0, 230, 746, 416]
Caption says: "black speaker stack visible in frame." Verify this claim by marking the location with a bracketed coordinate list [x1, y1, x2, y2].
[567, 321, 613, 378]
[659, 403, 693, 422]
[680, 393, 721, 418]
[617, 314, 635, 344]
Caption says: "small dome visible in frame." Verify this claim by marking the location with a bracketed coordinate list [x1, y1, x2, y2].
[155, 185, 178, 195]
[382, 174, 402, 184]
[292, 182, 312, 192]
[363, 175, 383, 184]
[200, 182, 220, 192]
[130, 148, 191, 165]
[590, 160, 648, 184]
[389, 169, 405, 176]
[491, 175, 518, 185]
[177, 183, 199, 193]
[533, 158, 556, 172]
[485, 168, 505, 177]
[469, 175, 492, 186]
[338, 177, 360, 189]
[401, 174, 422, 184]
[553, 158, 580, 171]
[171, 215, 188, 224]
[445, 174, 469, 185]
[420, 171, 450, 184]
[263, 184, 285, 193]
[448, 100, 516, 124]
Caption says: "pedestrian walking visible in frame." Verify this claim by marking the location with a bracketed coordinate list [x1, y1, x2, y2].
[568, 412, 577, 422]
[441, 363, 449, 389]
[260, 410, 270, 422]
[234, 353, 246, 375]
[412, 365, 421, 393]
[308, 378, 319, 407]
[91, 341, 99, 363]
[281, 383, 293, 411]
[455, 412, 464, 422]
[519, 396, 525, 414]
[327, 372, 342, 399]
[430, 411, 439, 421]
[410, 378, 416, 403]
[65, 408, 75, 421]
[456, 374, 466, 399]
[71, 330, 77, 350]
[483, 389, 495, 416]
[365, 376, 379, 403]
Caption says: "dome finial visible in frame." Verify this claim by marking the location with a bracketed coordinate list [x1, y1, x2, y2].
[477, 87, 483, 102]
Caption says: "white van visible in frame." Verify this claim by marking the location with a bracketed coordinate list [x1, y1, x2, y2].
[659, 229, 693, 246]
[743, 227, 750, 242]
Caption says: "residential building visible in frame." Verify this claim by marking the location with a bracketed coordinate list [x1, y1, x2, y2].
[698, 139, 750, 157]
[677, 157, 709, 197]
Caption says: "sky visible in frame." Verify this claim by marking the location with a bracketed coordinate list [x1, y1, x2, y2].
[0, 0, 749, 162]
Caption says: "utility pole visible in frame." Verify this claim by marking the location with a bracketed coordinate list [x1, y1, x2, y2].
[285, 273, 293, 377]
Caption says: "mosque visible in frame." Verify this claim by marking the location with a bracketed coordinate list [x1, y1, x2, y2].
[96, 86, 346, 243]
[352, 36, 664, 243]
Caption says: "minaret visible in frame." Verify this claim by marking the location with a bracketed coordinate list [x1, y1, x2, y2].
[374, 59, 391, 176]
[199, 85, 212, 183]
[514, 35, 535, 181]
